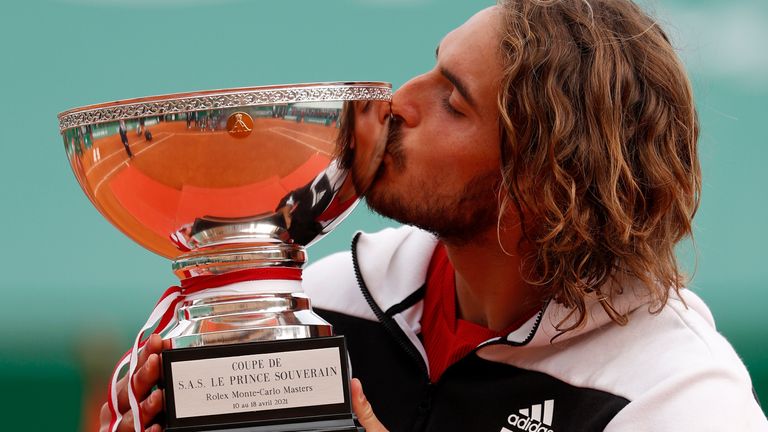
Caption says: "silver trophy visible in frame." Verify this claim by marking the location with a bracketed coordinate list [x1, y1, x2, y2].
[59, 82, 391, 431]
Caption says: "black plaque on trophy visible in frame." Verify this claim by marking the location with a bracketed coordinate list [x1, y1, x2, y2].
[163, 336, 358, 432]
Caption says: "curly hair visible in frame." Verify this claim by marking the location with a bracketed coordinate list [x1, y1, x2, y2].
[496, 0, 701, 331]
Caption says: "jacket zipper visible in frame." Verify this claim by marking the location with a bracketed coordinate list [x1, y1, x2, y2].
[477, 301, 547, 350]
[350, 232, 429, 378]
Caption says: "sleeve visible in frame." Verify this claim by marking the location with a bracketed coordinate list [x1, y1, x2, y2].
[604, 350, 768, 430]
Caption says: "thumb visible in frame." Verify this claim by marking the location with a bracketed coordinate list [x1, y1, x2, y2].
[351, 378, 388, 432]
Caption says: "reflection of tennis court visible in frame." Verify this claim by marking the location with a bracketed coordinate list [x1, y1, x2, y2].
[79, 117, 337, 257]
[268, 126, 335, 155]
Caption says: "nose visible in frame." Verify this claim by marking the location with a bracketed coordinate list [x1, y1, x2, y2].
[390, 75, 424, 128]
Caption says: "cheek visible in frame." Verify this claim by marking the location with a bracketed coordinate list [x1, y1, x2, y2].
[464, 127, 502, 170]
[427, 133, 501, 175]
[398, 112, 501, 175]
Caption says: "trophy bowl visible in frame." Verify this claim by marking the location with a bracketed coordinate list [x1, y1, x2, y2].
[59, 82, 392, 432]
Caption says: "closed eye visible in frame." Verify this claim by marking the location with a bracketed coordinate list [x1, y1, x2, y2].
[442, 94, 463, 117]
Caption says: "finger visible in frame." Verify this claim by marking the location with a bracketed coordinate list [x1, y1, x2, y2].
[99, 402, 111, 432]
[117, 351, 162, 413]
[133, 354, 162, 401]
[115, 335, 164, 412]
[140, 389, 165, 426]
[136, 334, 161, 369]
[351, 378, 388, 432]
[116, 409, 135, 432]
[120, 335, 164, 404]
[114, 388, 165, 432]
[130, 334, 164, 389]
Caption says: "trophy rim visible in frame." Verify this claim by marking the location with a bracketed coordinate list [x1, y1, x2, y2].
[58, 81, 392, 132]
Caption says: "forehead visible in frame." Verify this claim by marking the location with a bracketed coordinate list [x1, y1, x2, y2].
[437, 7, 503, 107]
[442, 6, 502, 50]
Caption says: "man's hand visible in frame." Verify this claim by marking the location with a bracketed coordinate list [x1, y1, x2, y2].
[350, 378, 389, 432]
[99, 334, 166, 432]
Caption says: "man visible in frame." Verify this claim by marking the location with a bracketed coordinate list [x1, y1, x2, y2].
[103, 1, 767, 431]
[118, 119, 133, 158]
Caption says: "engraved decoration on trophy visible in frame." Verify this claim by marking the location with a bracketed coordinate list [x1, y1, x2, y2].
[59, 82, 392, 432]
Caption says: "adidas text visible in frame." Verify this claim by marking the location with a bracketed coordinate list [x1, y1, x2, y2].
[502, 399, 555, 432]
[504, 414, 554, 432]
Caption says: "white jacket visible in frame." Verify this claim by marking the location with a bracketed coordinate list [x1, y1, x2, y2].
[305, 226, 767, 431]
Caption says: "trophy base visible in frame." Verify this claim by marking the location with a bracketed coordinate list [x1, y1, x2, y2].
[163, 337, 359, 432]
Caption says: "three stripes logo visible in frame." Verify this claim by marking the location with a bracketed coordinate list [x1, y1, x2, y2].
[501, 399, 555, 432]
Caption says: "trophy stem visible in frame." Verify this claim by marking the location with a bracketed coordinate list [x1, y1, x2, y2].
[165, 244, 333, 351]
[172, 243, 307, 279]
[167, 290, 334, 349]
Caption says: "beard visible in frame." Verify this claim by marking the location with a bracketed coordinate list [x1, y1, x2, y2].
[362, 117, 502, 245]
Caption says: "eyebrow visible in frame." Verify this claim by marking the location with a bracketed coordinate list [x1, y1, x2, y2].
[435, 44, 478, 110]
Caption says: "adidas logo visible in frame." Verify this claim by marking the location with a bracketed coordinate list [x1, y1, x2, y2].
[501, 399, 555, 432]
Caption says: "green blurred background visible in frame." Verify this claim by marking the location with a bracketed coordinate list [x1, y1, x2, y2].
[0, 0, 765, 428]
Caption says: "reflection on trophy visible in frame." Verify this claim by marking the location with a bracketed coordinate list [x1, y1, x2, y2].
[58, 82, 391, 432]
